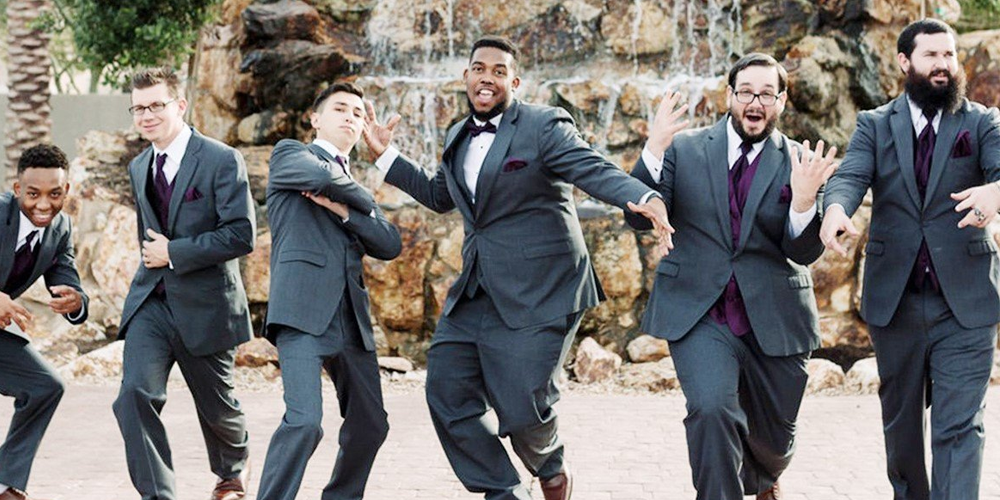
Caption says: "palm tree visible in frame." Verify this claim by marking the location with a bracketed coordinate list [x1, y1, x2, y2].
[4, 0, 52, 186]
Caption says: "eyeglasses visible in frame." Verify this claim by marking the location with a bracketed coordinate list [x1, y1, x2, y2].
[128, 99, 176, 116]
[732, 90, 783, 106]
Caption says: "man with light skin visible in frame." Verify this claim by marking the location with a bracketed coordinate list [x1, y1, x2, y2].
[257, 82, 401, 500]
[821, 19, 1000, 500]
[0, 144, 88, 500]
[624, 53, 836, 500]
[113, 67, 256, 500]
[364, 35, 672, 500]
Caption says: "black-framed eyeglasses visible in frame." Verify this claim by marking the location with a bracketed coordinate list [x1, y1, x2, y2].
[732, 90, 783, 106]
[128, 99, 176, 116]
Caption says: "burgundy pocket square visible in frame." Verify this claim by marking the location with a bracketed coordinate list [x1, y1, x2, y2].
[184, 187, 203, 202]
[779, 184, 792, 204]
[502, 158, 529, 173]
[952, 129, 972, 158]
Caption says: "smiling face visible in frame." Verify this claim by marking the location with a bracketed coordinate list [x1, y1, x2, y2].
[14, 167, 70, 228]
[311, 91, 366, 153]
[727, 64, 786, 143]
[131, 83, 187, 150]
[898, 31, 965, 112]
[464, 46, 520, 121]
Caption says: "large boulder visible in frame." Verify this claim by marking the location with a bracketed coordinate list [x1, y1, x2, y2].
[573, 337, 622, 384]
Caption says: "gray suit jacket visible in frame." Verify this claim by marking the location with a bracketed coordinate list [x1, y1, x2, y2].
[119, 128, 256, 356]
[265, 140, 401, 350]
[385, 100, 653, 330]
[0, 192, 89, 341]
[825, 95, 1000, 329]
[625, 118, 824, 357]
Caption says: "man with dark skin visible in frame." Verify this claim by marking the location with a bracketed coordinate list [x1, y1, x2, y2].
[365, 35, 671, 500]
[0, 144, 88, 500]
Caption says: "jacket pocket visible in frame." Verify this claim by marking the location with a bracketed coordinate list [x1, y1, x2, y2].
[865, 240, 885, 256]
[278, 249, 327, 266]
[968, 239, 997, 256]
[656, 260, 680, 277]
[787, 273, 813, 289]
[523, 240, 573, 259]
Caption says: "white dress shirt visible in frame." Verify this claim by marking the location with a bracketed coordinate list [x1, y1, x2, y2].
[151, 125, 192, 183]
[641, 118, 817, 238]
[15, 211, 84, 320]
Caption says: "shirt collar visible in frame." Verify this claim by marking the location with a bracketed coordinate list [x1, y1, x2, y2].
[312, 139, 349, 166]
[17, 211, 45, 250]
[726, 117, 766, 158]
[153, 125, 193, 164]
[472, 113, 503, 128]
[906, 95, 941, 133]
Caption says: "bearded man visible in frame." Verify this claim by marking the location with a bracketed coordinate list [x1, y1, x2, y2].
[821, 18, 1000, 500]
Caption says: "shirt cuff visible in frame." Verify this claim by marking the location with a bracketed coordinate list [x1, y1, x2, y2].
[66, 305, 85, 322]
[638, 191, 660, 205]
[641, 146, 663, 184]
[374, 146, 400, 173]
[787, 202, 818, 238]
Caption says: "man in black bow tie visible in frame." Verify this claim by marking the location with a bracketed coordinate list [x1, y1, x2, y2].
[821, 19, 1000, 500]
[0, 144, 88, 500]
[364, 35, 671, 500]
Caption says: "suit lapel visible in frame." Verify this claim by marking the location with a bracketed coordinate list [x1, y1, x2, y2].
[29, 222, 59, 285]
[924, 102, 966, 209]
[441, 122, 476, 221]
[132, 148, 164, 235]
[0, 196, 20, 287]
[737, 132, 783, 251]
[473, 101, 519, 219]
[167, 128, 203, 233]
[889, 97, 923, 210]
[706, 120, 733, 252]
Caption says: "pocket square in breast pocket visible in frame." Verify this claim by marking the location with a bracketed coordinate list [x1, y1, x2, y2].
[779, 184, 792, 204]
[952, 129, 972, 158]
[183, 187, 203, 202]
[502, 158, 529, 173]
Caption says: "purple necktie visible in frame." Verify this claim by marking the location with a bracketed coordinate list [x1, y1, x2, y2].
[911, 108, 940, 291]
[709, 141, 760, 337]
[153, 153, 174, 230]
[465, 120, 497, 138]
[3, 230, 39, 294]
[333, 155, 351, 178]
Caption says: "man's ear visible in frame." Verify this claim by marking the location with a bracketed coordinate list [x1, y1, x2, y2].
[12, 180, 21, 198]
[897, 52, 911, 75]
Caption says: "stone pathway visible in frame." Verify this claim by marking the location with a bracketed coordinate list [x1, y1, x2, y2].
[8, 385, 1000, 499]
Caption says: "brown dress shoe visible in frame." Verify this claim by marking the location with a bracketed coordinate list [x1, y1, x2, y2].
[539, 466, 573, 500]
[756, 481, 781, 500]
[0, 488, 46, 500]
[211, 463, 251, 500]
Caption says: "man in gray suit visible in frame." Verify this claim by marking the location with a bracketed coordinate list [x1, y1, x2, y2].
[0, 144, 87, 500]
[112, 67, 256, 500]
[364, 36, 671, 500]
[624, 53, 836, 500]
[257, 82, 401, 500]
[821, 19, 1000, 500]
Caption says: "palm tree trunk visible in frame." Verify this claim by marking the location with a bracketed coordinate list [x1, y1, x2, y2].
[5, 0, 53, 186]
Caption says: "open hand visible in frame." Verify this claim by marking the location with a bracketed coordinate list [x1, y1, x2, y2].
[819, 204, 859, 257]
[628, 197, 675, 257]
[951, 183, 1000, 229]
[790, 140, 838, 213]
[362, 99, 402, 159]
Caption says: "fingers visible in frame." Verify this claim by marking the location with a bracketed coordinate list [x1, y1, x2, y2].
[954, 195, 976, 213]
[49, 285, 73, 297]
[386, 114, 402, 132]
[951, 188, 973, 201]
[145, 228, 161, 239]
[365, 99, 378, 124]
[957, 210, 980, 228]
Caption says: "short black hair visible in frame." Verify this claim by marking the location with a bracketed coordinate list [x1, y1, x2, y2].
[728, 53, 787, 93]
[897, 18, 956, 59]
[470, 36, 519, 71]
[313, 81, 365, 112]
[128, 66, 183, 99]
[17, 144, 70, 175]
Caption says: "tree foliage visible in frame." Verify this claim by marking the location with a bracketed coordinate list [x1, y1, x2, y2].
[49, 0, 219, 89]
[957, 0, 1000, 31]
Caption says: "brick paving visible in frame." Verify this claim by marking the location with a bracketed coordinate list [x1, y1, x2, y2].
[7, 384, 1000, 499]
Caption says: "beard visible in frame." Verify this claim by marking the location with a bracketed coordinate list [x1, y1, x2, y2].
[731, 111, 778, 144]
[905, 66, 966, 114]
[466, 96, 510, 122]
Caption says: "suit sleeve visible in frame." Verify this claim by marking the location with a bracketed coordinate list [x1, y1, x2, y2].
[384, 155, 457, 214]
[168, 148, 256, 274]
[268, 139, 376, 214]
[624, 146, 676, 231]
[979, 106, 1000, 182]
[43, 222, 89, 325]
[780, 199, 825, 265]
[540, 108, 653, 208]
[342, 207, 403, 261]
[824, 112, 876, 217]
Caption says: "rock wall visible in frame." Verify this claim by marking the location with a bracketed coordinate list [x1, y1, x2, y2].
[44, 0, 1000, 377]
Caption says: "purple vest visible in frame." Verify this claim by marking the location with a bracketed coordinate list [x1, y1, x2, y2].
[911, 111, 940, 291]
[708, 142, 761, 337]
[151, 153, 173, 296]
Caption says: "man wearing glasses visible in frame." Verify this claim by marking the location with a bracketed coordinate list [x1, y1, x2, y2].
[113, 67, 256, 500]
[624, 53, 837, 500]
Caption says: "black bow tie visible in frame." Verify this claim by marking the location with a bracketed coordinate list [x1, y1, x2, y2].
[466, 120, 497, 138]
